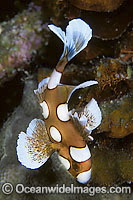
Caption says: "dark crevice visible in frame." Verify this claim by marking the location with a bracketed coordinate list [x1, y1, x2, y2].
[0, 73, 24, 128]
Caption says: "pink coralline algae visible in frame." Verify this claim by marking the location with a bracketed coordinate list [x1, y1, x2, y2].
[0, 3, 49, 85]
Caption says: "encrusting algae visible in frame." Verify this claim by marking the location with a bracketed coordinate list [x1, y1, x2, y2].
[96, 59, 128, 90]
[0, 3, 49, 86]
[98, 93, 132, 138]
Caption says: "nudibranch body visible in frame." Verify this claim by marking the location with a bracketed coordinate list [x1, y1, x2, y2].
[16, 19, 102, 184]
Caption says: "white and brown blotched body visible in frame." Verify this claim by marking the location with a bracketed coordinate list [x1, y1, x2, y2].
[37, 58, 92, 183]
[16, 19, 102, 184]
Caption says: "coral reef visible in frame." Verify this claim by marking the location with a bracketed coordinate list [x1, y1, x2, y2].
[119, 31, 133, 64]
[95, 58, 129, 90]
[98, 93, 132, 138]
[91, 133, 133, 185]
[56, 0, 133, 62]
[0, 1, 132, 199]
[70, 0, 124, 12]
[63, 0, 132, 40]
[0, 3, 49, 85]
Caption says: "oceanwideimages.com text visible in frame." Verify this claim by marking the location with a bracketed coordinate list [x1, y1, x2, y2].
[1, 183, 131, 196]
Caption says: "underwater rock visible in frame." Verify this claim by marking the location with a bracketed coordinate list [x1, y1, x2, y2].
[62, 64, 95, 85]
[0, 78, 42, 199]
[119, 31, 133, 64]
[91, 133, 133, 185]
[41, 0, 65, 25]
[70, 0, 124, 12]
[0, 3, 50, 86]
[98, 93, 132, 138]
[0, 74, 24, 131]
[51, 0, 132, 61]
[63, 0, 132, 40]
[62, 59, 130, 93]
[0, 78, 41, 161]
[76, 38, 120, 61]
[0, 165, 26, 200]
[95, 58, 130, 90]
